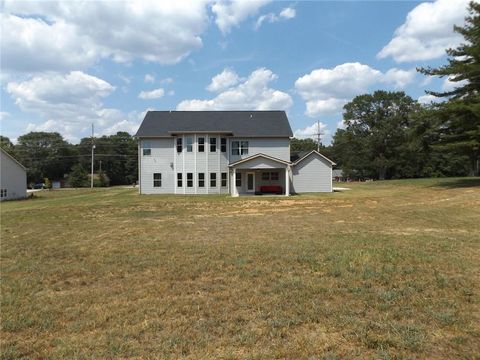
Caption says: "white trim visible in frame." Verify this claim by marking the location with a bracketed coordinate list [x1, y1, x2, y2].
[206, 134, 209, 195]
[173, 136, 177, 194]
[194, 134, 197, 194]
[228, 153, 291, 167]
[182, 134, 185, 194]
[138, 141, 142, 194]
[293, 150, 336, 166]
[285, 166, 290, 196]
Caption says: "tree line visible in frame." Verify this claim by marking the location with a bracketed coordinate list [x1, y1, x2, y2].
[1, 131, 137, 187]
[1, 2, 478, 185]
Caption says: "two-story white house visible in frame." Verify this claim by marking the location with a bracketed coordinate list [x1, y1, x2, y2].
[135, 111, 335, 196]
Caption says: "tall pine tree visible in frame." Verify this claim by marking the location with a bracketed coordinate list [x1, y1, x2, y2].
[418, 1, 480, 175]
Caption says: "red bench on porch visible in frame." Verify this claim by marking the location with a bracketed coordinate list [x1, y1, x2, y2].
[260, 185, 283, 194]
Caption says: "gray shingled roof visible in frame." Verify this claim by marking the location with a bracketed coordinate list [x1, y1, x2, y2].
[135, 111, 293, 137]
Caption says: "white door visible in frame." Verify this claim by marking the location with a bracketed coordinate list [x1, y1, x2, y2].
[246, 172, 255, 193]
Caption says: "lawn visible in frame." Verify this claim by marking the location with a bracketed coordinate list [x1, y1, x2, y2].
[1, 178, 479, 359]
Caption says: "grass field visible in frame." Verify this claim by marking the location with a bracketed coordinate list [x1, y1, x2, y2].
[1, 178, 479, 359]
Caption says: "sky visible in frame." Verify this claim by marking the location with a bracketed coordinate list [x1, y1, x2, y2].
[0, 0, 472, 144]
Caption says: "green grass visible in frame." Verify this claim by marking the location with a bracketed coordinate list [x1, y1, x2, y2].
[1, 178, 479, 359]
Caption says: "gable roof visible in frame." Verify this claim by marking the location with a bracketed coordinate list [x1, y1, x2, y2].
[0, 148, 27, 170]
[292, 150, 336, 166]
[135, 111, 293, 138]
[228, 153, 291, 167]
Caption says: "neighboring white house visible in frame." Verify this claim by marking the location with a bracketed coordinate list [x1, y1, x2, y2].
[135, 111, 335, 196]
[0, 148, 27, 201]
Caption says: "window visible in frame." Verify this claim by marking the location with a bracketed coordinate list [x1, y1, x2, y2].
[236, 172, 242, 187]
[0, 189, 6, 198]
[231, 140, 248, 155]
[271, 172, 279, 181]
[198, 173, 205, 187]
[153, 173, 162, 187]
[186, 137, 193, 152]
[198, 137, 205, 152]
[187, 173, 193, 187]
[262, 172, 270, 181]
[221, 173, 227, 187]
[176, 138, 182, 153]
[220, 138, 227, 152]
[210, 137, 217, 152]
[210, 173, 216, 187]
[232, 141, 240, 155]
[177, 173, 183, 187]
[240, 141, 249, 155]
[143, 141, 151, 156]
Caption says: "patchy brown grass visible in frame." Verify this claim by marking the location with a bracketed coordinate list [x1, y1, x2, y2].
[1, 178, 479, 359]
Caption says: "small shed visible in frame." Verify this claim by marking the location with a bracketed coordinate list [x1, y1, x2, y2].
[0, 148, 27, 201]
[291, 150, 335, 193]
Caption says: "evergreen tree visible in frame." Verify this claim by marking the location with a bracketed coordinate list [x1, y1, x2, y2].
[69, 164, 89, 188]
[418, 1, 480, 175]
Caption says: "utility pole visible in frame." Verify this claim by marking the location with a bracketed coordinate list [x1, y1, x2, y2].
[313, 120, 324, 152]
[91, 123, 95, 189]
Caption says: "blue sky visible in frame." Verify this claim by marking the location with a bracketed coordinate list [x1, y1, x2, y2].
[0, 0, 471, 143]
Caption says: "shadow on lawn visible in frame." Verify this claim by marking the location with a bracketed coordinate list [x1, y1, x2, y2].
[432, 177, 480, 189]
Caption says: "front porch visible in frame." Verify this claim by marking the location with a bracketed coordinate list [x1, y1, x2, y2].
[228, 153, 291, 197]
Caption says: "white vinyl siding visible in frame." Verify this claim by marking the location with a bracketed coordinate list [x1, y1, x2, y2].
[140, 138, 175, 194]
[0, 149, 27, 201]
[291, 153, 333, 193]
[229, 138, 289, 163]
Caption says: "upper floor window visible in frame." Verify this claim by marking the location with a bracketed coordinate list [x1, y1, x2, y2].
[240, 141, 249, 155]
[153, 173, 162, 187]
[187, 173, 193, 187]
[210, 137, 217, 152]
[198, 137, 205, 152]
[176, 138, 182, 153]
[220, 138, 227, 152]
[186, 137, 193, 152]
[143, 141, 151, 156]
[232, 141, 249, 155]
[221, 173, 227, 187]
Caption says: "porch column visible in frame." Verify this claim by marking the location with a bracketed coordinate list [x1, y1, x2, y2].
[232, 168, 238, 197]
[285, 166, 290, 196]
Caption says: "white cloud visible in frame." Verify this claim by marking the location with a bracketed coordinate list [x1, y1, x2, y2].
[0, 112, 10, 121]
[160, 77, 174, 84]
[255, 7, 296, 29]
[212, 0, 271, 34]
[294, 122, 328, 139]
[138, 88, 165, 100]
[442, 77, 468, 92]
[144, 74, 155, 83]
[5, 71, 140, 141]
[382, 68, 417, 89]
[377, 0, 470, 62]
[1, 13, 96, 73]
[295, 62, 417, 117]
[418, 94, 442, 104]
[1, 1, 208, 73]
[279, 7, 296, 19]
[206, 68, 240, 92]
[177, 68, 292, 111]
